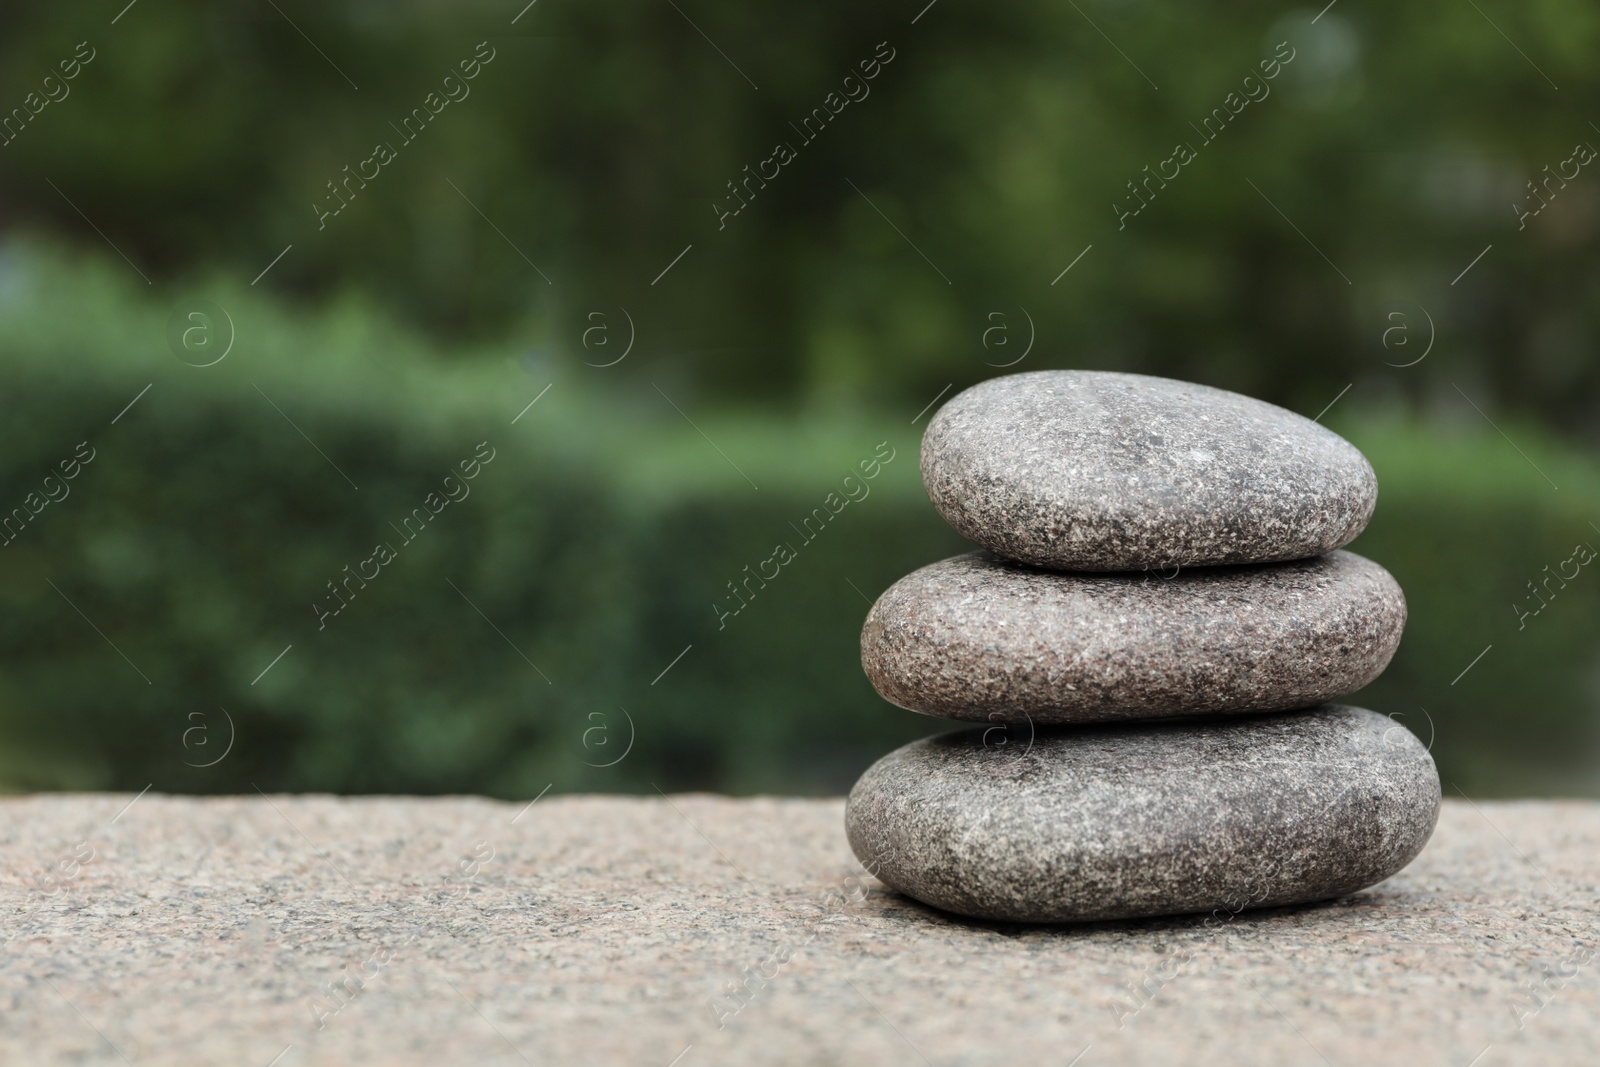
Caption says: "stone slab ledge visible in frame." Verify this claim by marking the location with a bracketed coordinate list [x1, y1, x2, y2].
[1, 795, 1596, 1066]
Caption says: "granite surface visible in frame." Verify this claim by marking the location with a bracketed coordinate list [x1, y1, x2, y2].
[921, 370, 1378, 570]
[2, 793, 1597, 1066]
[846, 706, 1439, 922]
[862, 549, 1405, 723]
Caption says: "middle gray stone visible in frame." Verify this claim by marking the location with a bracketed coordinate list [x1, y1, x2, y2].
[862, 549, 1405, 723]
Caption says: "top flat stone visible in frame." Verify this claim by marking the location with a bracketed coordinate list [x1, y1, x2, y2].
[921, 370, 1378, 570]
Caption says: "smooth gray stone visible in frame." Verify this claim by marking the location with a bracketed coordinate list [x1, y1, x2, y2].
[845, 705, 1440, 923]
[921, 370, 1378, 570]
[862, 549, 1405, 724]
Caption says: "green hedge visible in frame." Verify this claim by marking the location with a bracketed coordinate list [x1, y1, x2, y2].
[1342, 420, 1600, 795]
[0, 243, 1595, 797]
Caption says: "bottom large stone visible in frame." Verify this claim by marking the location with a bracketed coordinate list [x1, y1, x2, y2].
[845, 705, 1439, 923]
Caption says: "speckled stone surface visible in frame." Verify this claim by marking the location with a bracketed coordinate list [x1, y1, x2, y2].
[846, 706, 1439, 923]
[2, 792, 1597, 1066]
[862, 549, 1405, 723]
[921, 370, 1378, 570]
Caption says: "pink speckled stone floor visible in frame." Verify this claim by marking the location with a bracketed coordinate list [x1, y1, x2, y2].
[1, 794, 1596, 1066]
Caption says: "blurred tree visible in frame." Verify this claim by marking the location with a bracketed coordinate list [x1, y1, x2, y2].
[0, 0, 1595, 428]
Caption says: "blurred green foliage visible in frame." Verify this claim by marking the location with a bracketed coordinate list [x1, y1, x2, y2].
[1, 0, 1598, 419]
[0, 2, 1596, 796]
[0, 245, 1595, 798]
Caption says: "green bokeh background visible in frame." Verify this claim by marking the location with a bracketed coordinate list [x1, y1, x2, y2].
[0, 1, 1595, 797]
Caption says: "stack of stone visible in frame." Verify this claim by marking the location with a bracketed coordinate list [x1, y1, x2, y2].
[847, 371, 1440, 923]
